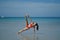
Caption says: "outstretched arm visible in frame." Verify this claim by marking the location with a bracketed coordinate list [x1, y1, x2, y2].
[25, 14, 32, 24]
[29, 17, 32, 22]
[27, 15, 32, 22]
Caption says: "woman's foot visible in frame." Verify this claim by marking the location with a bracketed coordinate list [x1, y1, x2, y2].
[18, 32, 21, 34]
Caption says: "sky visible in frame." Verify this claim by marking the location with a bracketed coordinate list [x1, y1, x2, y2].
[0, 0, 60, 17]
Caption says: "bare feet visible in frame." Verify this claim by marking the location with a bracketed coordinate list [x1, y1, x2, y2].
[18, 32, 21, 34]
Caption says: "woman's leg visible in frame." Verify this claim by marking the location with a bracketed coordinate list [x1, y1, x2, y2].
[18, 27, 29, 34]
[25, 16, 28, 27]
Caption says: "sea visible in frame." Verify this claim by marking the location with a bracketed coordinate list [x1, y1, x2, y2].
[0, 17, 60, 40]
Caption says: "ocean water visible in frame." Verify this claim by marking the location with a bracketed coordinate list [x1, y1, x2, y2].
[0, 17, 60, 40]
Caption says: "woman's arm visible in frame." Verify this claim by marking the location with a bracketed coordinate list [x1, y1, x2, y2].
[28, 15, 32, 22]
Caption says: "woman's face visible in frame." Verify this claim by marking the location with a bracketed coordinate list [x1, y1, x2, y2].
[32, 22, 36, 26]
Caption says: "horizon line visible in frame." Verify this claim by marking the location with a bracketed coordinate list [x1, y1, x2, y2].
[0, 16, 60, 18]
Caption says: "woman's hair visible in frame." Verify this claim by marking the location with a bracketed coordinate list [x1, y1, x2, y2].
[35, 23, 39, 31]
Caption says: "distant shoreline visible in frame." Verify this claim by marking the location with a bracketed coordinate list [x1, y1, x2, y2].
[0, 17, 60, 19]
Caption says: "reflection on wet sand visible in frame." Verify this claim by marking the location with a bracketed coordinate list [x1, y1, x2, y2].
[18, 33, 39, 40]
[33, 32, 39, 40]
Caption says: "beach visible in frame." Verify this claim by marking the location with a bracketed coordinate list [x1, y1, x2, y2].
[0, 17, 60, 40]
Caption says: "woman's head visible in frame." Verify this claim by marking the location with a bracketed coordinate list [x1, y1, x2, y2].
[33, 22, 39, 31]
[35, 23, 39, 31]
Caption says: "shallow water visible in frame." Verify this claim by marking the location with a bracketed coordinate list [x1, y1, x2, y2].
[0, 17, 60, 40]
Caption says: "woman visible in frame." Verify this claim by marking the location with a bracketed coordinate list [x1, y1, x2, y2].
[18, 15, 39, 34]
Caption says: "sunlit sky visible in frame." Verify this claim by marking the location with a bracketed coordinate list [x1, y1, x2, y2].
[0, 0, 60, 17]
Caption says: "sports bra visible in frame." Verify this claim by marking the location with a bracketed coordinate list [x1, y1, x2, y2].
[28, 23, 33, 28]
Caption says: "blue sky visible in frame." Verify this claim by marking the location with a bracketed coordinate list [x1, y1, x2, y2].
[0, 0, 60, 17]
